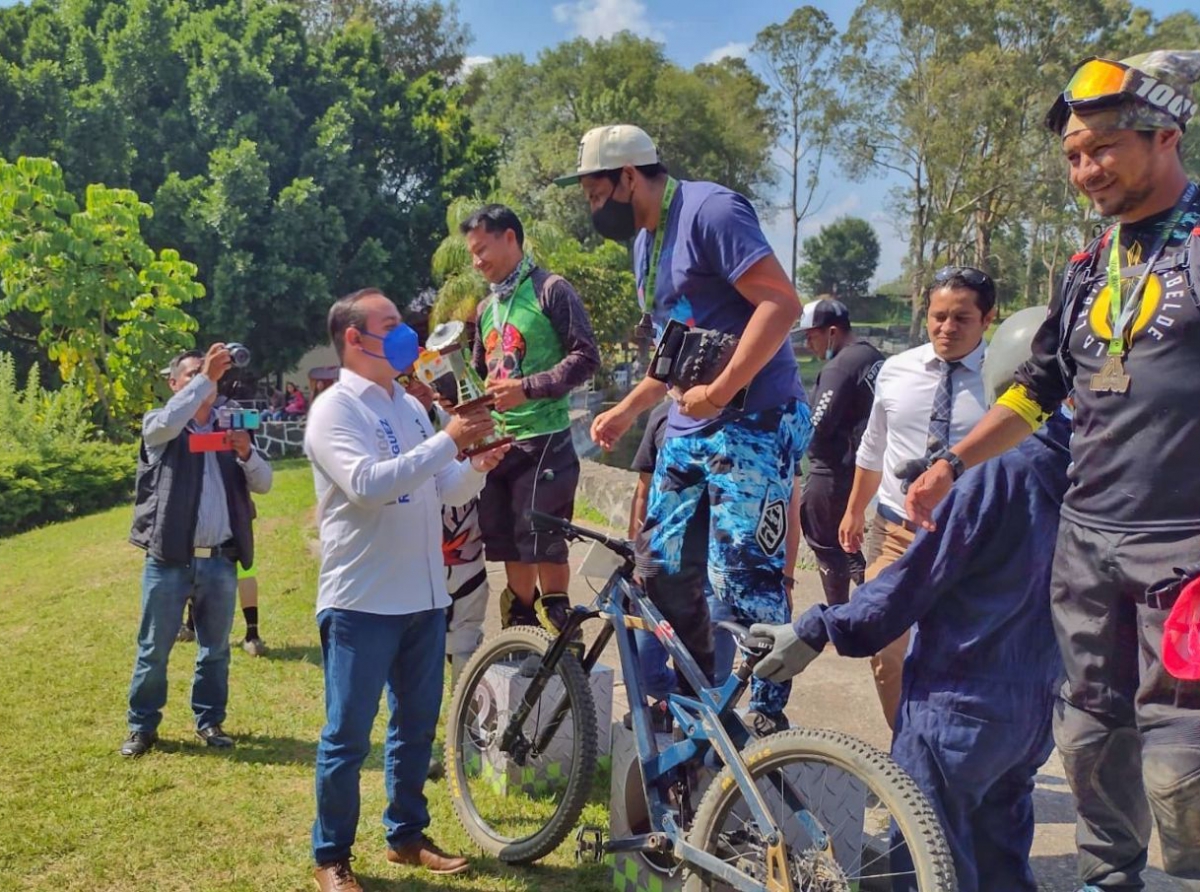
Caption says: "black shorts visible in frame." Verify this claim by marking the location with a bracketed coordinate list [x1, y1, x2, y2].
[478, 429, 579, 564]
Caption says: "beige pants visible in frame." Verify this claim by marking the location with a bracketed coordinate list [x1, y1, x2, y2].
[864, 516, 916, 731]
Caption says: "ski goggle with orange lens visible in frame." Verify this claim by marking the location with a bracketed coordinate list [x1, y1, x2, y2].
[1050, 57, 1196, 127]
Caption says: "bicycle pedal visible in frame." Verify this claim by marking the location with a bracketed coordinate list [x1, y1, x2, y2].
[575, 825, 606, 863]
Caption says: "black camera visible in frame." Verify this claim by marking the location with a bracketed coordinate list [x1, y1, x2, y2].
[647, 319, 746, 409]
[226, 342, 251, 368]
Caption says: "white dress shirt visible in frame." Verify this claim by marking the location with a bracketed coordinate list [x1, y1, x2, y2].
[304, 368, 486, 616]
[855, 340, 988, 519]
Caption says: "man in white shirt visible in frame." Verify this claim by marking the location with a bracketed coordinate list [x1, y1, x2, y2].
[838, 268, 995, 728]
[304, 288, 506, 892]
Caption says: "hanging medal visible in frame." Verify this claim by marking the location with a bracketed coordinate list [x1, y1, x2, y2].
[1089, 182, 1198, 394]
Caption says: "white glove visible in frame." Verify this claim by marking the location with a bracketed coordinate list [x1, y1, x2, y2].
[749, 622, 821, 683]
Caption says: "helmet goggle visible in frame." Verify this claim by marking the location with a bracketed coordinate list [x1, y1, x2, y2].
[1046, 56, 1196, 133]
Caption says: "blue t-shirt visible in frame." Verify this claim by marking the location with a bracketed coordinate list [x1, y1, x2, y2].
[633, 180, 805, 436]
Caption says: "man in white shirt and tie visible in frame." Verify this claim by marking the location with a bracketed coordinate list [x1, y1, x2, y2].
[838, 267, 996, 728]
[304, 288, 507, 892]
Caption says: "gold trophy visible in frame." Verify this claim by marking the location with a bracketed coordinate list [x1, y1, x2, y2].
[419, 321, 513, 457]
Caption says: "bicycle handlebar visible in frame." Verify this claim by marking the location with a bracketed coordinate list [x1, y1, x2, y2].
[526, 510, 636, 562]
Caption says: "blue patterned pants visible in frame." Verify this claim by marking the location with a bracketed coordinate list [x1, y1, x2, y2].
[636, 400, 812, 716]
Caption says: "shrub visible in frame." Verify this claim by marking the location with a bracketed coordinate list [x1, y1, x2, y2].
[0, 353, 137, 536]
[0, 443, 136, 537]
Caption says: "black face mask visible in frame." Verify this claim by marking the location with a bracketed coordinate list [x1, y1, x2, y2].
[591, 191, 636, 242]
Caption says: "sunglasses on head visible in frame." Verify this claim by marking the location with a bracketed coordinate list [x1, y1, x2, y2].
[933, 266, 994, 292]
[1060, 56, 1195, 125]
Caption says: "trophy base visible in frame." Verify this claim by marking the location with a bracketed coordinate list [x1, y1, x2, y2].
[463, 435, 514, 458]
[455, 393, 497, 413]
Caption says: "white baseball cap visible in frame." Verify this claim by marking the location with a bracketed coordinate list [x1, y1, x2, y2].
[554, 124, 660, 186]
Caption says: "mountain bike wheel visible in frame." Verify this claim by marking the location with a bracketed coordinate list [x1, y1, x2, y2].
[684, 728, 956, 892]
[445, 626, 599, 863]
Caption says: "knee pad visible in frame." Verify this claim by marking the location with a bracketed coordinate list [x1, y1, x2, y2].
[1142, 745, 1200, 878]
[1053, 702, 1152, 849]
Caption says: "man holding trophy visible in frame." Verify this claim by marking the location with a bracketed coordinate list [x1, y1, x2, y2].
[460, 205, 601, 634]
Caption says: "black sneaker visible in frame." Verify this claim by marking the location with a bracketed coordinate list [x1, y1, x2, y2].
[119, 730, 158, 758]
[500, 586, 539, 629]
[196, 724, 235, 748]
[745, 710, 790, 737]
[535, 593, 580, 638]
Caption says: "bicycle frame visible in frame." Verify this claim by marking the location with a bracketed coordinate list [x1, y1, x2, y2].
[499, 533, 808, 892]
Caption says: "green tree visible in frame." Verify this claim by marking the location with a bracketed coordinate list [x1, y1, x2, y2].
[465, 34, 776, 245]
[837, 0, 1153, 342]
[0, 0, 497, 374]
[753, 6, 841, 284]
[797, 216, 881, 299]
[0, 156, 204, 435]
[296, 0, 471, 79]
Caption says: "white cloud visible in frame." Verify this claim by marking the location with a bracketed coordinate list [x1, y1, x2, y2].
[459, 55, 493, 78]
[703, 42, 750, 64]
[552, 0, 664, 41]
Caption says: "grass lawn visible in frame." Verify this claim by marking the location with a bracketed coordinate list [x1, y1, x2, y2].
[0, 460, 612, 892]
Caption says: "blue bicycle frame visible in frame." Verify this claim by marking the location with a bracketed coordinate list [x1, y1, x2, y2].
[503, 516, 820, 892]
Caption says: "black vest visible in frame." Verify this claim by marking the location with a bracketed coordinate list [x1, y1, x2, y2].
[128, 426, 254, 567]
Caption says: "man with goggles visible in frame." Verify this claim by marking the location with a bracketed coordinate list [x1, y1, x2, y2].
[907, 50, 1200, 892]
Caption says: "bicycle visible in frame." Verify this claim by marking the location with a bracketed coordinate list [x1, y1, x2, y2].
[445, 511, 956, 891]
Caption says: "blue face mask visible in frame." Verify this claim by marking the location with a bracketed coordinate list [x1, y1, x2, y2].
[359, 324, 419, 374]
[824, 346, 835, 361]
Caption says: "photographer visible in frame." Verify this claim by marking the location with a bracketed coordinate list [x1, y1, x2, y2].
[121, 343, 273, 758]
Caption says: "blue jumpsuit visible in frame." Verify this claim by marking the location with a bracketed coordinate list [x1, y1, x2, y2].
[792, 411, 1071, 892]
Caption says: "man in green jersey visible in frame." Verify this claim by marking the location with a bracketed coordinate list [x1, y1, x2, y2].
[463, 204, 601, 632]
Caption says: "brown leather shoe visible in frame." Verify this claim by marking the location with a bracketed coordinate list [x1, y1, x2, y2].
[385, 835, 470, 875]
[313, 858, 363, 891]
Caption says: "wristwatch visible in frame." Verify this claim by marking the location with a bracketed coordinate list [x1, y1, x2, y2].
[929, 447, 966, 481]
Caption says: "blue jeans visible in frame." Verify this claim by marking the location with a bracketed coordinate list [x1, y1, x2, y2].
[127, 554, 238, 733]
[312, 607, 446, 863]
[636, 596, 736, 701]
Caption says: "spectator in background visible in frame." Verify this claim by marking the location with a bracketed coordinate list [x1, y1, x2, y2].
[796, 298, 884, 606]
[284, 382, 307, 419]
[264, 387, 286, 421]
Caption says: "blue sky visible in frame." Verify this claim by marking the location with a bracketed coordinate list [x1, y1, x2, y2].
[0, 0, 1192, 286]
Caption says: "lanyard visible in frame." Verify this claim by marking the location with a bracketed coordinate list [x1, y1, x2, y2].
[1105, 181, 1198, 356]
[492, 255, 532, 337]
[639, 177, 679, 314]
